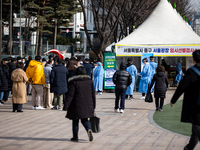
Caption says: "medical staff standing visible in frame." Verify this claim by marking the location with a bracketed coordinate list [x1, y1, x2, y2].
[93, 62, 104, 95]
[149, 56, 157, 92]
[138, 58, 152, 99]
[174, 58, 184, 87]
[126, 58, 137, 100]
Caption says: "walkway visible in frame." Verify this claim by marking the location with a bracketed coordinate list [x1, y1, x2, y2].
[0, 90, 200, 150]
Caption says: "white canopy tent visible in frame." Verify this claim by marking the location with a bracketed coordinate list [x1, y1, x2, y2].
[115, 0, 200, 57]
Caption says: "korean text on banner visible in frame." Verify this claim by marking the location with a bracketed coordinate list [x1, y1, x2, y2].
[104, 53, 116, 89]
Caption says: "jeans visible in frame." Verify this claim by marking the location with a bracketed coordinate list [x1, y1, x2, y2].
[72, 119, 91, 139]
[0, 92, 4, 100]
[115, 88, 126, 110]
[185, 124, 200, 150]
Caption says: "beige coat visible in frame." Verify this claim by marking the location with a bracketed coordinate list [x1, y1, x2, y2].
[11, 69, 28, 104]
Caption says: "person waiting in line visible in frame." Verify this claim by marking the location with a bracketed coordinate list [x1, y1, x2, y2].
[112, 62, 132, 113]
[149, 56, 157, 92]
[51, 58, 68, 110]
[43, 59, 54, 108]
[26, 56, 46, 110]
[11, 62, 28, 112]
[42, 58, 46, 67]
[170, 50, 200, 150]
[64, 66, 95, 142]
[173, 58, 184, 87]
[138, 58, 151, 99]
[93, 62, 104, 95]
[148, 65, 169, 111]
[126, 58, 137, 100]
[83, 58, 95, 77]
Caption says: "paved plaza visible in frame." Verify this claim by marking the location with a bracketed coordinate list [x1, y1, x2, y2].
[0, 89, 200, 150]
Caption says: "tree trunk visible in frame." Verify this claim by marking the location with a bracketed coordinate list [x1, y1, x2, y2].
[38, 30, 43, 56]
[35, 21, 39, 56]
[53, 18, 57, 49]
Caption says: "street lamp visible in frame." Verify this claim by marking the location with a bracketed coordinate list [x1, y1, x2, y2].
[19, 0, 22, 57]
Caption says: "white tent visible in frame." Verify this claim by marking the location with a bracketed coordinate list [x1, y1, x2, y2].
[115, 0, 200, 56]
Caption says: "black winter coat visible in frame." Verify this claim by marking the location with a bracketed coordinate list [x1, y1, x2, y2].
[0, 65, 9, 91]
[50, 64, 69, 94]
[112, 62, 132, 89]
[83, 63, 95, 77]
[149, 72, 169, 98]
[7, 62, 16, 91]
[64, 75, 96, 120]
[171, 63, 200, 124]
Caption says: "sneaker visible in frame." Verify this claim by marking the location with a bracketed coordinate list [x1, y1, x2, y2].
[51, 106, 57, 110]
[120, 109, 124, 113]
[32, 106, 36, 110]
[98, 92, 102, 95]
[156, 107, 159, 111]
[114, 108, 120, 113]
[36, 106, 45, 110]
[129, 97, 134, 100]
[58, 107, 62, 110]
[159, 108, 163, 112]
[87, 129, 93, 141]
[139, 96, 145, 100]
[71, 138, 78, 142]
[0, 100, 4, 105]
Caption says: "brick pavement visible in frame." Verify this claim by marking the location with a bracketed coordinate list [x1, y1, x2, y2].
[0, 89, 200, 150]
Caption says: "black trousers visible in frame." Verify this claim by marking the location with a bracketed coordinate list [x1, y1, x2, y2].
[185, 124, 200, 150]
[72, 118, 91, 139]
[3, 91, 9, 101]
[13, 103, 23, 111]
[155, 98, 164, 109]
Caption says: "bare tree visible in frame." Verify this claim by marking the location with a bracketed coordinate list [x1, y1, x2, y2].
[78, 0, 129, 62]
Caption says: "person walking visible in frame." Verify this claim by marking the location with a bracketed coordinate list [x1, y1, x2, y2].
[0, 64, 3, 105]
[93, 62, 104, 95]
[170, 50, 200, 150]
[126, 58, 137, 100]
[112, 62, 132, 113]
[11, 62, 28, 112]
[149, 56, 158, 92]
[174, 58, 184, 87]
[64, 66, 95, 142]
[148, 65, 169, 111]
[43, 59, 54, 108]
[24, 56, 32, 95]
[50, 58, 68, 110]
[138, 58, 152, 99]
[26, 56, 46, 110]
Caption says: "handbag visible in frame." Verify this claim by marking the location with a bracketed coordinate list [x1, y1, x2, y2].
[145, 89, 153, 103]
[90, 115, 101, 133]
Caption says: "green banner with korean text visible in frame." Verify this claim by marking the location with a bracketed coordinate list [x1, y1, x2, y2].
[104, 53, 116, 89]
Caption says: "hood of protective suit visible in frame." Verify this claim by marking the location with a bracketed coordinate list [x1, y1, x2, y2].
[157, 72, 165, 77]
[120, 62, 127, 70]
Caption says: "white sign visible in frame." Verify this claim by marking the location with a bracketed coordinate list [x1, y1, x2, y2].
[4, 26, 9, 35]
[186, 57, 194, 70]
[115, 45, 200, 56]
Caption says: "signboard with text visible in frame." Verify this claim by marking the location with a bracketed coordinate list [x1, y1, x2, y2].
[104, 53, 116, 89]
[115, 44, 200, 56]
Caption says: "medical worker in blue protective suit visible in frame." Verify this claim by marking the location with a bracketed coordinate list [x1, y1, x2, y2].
[138, 58, 152, 99]
[94, 62, 104, 95]
[126, 58, 137, 100]
[149, 56, 157, 92]
[174, 58, 184, 87]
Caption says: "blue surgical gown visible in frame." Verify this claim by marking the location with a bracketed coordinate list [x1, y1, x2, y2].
[94, 63, 104, 91]
[126, 65, 137, 95]
[138, 64, 151, 93]
[175, 62, 184, 83]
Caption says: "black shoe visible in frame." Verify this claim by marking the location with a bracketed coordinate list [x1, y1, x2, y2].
[71, 138, 78, 142]
[0, 100, 4, 105]
[12, 110, 16, 112]
[17, 110, 23, 112]
[87, 129, 93, 141]
[51, 107, 57, 110]
[129, 97, 134, 100]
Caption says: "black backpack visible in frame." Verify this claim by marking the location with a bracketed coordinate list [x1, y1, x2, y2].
[190, 66, 200, 106]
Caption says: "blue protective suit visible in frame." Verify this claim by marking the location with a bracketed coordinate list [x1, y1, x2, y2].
[126, 65, 137, 95]
[138, 64, 151, 93]
[94, 62, 104, 91]
[174, 62, 184, 83]
[149, 62, 157, 92]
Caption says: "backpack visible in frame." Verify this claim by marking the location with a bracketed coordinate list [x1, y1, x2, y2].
[190, 66, 200, 106]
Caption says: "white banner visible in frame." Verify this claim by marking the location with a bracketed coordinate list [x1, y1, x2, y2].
[115, 44, 200, 56]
